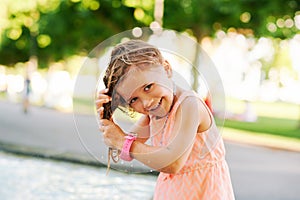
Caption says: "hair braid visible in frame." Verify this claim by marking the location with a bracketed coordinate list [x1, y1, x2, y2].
[103, 60, 129, 119]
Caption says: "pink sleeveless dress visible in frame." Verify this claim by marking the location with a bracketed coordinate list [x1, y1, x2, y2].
[150, 91, 235, 200]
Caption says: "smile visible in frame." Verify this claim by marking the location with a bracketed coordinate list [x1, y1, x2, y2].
[149, 98, 162, 112]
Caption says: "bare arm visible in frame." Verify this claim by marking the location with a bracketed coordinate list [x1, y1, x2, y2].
[129, 114, 150, 144]
[130, 96, 210, 174]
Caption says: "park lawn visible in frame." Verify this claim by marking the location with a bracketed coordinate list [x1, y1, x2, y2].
[224, 116, 300, 139]
[222, 99, 300, 140]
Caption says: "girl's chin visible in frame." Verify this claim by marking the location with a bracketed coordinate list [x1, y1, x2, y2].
[150, 106, 169, 118]
[144, 98, 172, 117]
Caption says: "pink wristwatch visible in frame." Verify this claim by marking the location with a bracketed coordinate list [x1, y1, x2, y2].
[120, 132, 137, 161]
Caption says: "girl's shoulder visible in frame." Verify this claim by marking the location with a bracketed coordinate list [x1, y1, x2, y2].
[175, 90, 203, 107]
[170, 90, 212, 135]
[169, 90, 204, 119]
[174, 90, 212, 126]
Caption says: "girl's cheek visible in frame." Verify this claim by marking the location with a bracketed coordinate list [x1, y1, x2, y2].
[135, 105, 146, 114]
[136, 105, 143, 113]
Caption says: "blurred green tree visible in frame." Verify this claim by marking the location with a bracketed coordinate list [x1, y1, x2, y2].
[0, 0, 141, 68]
[1, 0, 299, 68]
[163, 0, 300, 39]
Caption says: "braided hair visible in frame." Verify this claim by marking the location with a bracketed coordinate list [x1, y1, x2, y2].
[102, 40, 164, 119]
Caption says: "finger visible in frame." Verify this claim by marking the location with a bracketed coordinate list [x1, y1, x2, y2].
[95, 100, 107, 110]
[97, 107, 104, 118]
[96, 95, 111, 103]
[95, 98, 110, 105]
[98, 88, 109, 95]
[95, 99, 111, 111]
[97, 106, 104, 112]
[100, 119, 112, 126]
[96, 93, 111, 99]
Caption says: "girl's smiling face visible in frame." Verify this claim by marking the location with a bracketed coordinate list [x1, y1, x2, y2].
[115, 64, 174, 118]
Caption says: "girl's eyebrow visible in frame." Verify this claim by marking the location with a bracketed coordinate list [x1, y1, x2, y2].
[140, 83, 149, 89]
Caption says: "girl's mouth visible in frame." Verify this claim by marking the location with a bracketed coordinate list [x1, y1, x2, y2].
[149, 98, 162, 112]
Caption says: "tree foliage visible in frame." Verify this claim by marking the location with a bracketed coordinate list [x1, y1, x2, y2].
[163, 0, 300, 39]
[0, 0, 140, 67]
[0, 0, 299, 68]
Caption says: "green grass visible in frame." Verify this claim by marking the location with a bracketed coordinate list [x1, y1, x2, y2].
[223, 99, 300, 140]
[0, 92, 6, 100]
[226, 98, 299, 119]
[224, 116, 300, 139]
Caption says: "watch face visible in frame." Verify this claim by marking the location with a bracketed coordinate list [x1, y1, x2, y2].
[128, 132, 138, 138]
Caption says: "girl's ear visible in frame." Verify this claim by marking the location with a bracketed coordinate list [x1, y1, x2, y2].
[163, 60, 172, 78]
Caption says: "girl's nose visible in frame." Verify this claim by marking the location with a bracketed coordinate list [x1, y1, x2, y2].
[142, 97, 154, 110]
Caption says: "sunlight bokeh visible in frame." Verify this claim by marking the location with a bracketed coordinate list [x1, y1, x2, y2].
[1, 31, 300, 116]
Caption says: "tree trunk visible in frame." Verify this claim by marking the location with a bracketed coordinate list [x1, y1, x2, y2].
[192, 42, 200, 91]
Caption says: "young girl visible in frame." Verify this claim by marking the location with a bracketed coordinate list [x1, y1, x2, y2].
[96, 40, 235, 199]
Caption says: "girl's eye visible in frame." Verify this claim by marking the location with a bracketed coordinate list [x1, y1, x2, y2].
[129, 97, 138, 105]
[144, 83, 153, 91]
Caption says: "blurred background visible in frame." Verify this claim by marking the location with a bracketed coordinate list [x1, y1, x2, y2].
[1, 0, 300, 131]
[0, 0, 300, 199]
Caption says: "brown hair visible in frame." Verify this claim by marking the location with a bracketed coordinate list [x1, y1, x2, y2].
[102, 40, 164, 119]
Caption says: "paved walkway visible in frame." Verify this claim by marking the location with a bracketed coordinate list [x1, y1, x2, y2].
[0, 100, 103, 164]
[1, 100, 300, 200]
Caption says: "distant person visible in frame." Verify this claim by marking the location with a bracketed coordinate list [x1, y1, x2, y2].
[23, 76, 31, 114]
[204, 91, 213, 113]
[96, 40, 235, 199]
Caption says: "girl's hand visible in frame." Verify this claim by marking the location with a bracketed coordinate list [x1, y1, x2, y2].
[95, 88, 111, 119]
[99, 119, 126, 150]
